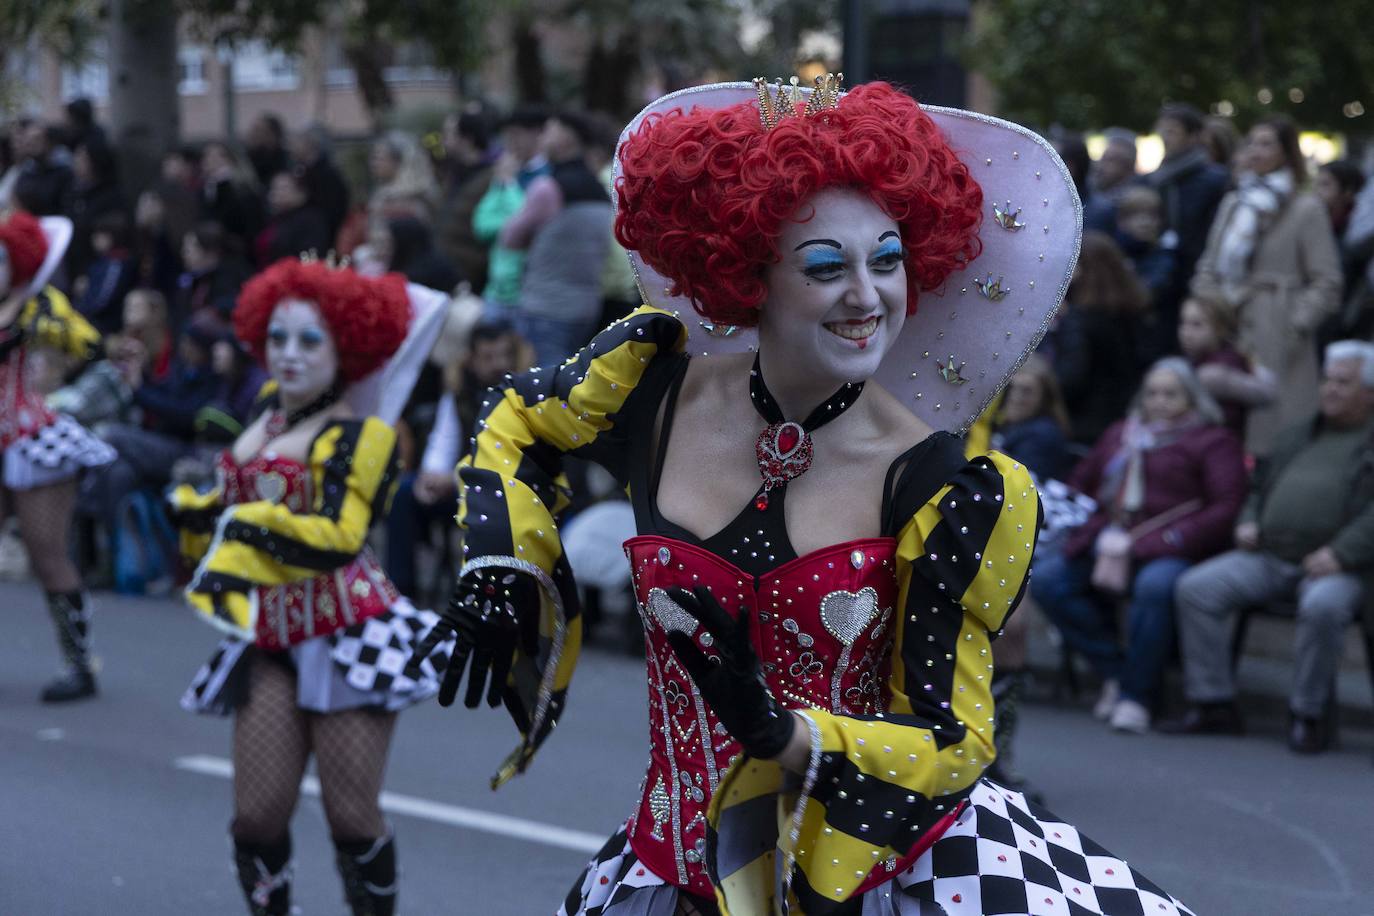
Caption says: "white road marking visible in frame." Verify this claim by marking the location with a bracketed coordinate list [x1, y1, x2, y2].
[173, 755, 604, 854]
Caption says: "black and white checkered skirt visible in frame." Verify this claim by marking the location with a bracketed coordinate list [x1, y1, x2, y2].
[3, 413, 116, 490]
[181, 597, 453, 716]
[560, 779, 1195, 916]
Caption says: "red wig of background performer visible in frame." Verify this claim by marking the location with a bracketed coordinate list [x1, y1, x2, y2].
[615, 81, 984, 328]
[0, 210, 51, 291]
[234, 258, 411, 383]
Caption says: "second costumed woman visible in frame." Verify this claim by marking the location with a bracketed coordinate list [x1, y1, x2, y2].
[168, 257, 452, 916]
[415, 78, 1196, 915]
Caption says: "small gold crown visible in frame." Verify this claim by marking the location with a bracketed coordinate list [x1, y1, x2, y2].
[299, 250, 352, 270]
[992, 200, 1026, 232]
[753, 72, 844, 131]
[975, 274, 1011, 301]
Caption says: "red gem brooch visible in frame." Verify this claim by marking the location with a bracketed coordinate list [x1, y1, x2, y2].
[754, 420, 812, 510]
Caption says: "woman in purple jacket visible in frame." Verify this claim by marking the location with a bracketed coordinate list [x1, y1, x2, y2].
[1032, 357, 1247, 733]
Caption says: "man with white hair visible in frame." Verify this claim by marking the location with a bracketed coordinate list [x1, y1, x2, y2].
[1163, 340, 1374, 752]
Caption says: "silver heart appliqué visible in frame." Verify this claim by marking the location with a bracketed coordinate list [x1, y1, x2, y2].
[646, 587, 697, 635]
[820, 586, 880, 646]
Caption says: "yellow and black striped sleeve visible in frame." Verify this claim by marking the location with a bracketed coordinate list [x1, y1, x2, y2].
[18, 287, 101, 360]
[708, 451, 1041, 914]
[181, 417, 399, 639]
[166, 481, 225, 567]
[458, 304, 687, 785]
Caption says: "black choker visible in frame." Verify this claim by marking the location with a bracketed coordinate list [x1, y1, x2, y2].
[266, 384, 343, 438]
[748, 352, 863, 510]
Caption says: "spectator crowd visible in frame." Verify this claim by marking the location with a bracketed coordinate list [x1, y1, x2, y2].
[2, 95, 1373, 761]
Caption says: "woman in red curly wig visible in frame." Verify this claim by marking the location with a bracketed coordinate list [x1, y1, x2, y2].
[0, 210, 112, 703]
[167, 256, 453, 916]
[417, 79, 1193, 915]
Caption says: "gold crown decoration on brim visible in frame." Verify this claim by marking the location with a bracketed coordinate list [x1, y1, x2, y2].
[299, 249, 352, 270]
[752, 72, 844, 131]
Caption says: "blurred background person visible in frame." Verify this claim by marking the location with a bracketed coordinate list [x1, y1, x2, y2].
[66, 139, 127, 281]
[499, 110, 612, 364]
[472, 105, 550, 318]
[367, 130, 441, 226]
[74, 212, 138, 336]
[289, 125, 351, 244]
[435, 110, 495, 292]
[1084, 127, 1139, 233]
[255, 170, 331, 267]
[1177, 294, 1276, 439]
[1191, 115, 1342, 456]
[1146, 103, 1231, 287]
[177, 221, 252, 325]
[1033, 358, 1246, 733]
[1114, 185, 1180, 360]
[374, 215, 462, 293]
[12, 120, 73, 216]
[198, 141, 263, 254]
[243, 112, 290, 188]
[990, 353, 1073, 482]
[1044, 230, 1151, 445]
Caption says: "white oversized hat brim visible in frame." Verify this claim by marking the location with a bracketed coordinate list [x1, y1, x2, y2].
[613, 82, 1083, 434]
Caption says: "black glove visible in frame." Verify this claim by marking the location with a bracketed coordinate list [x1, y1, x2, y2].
[664, 586, 795, 760]
[406, 567, 540, 709]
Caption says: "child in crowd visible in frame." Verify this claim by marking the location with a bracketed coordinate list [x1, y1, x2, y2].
[1115, 186, 1180, 362]
[1177, 294, 1276, 440]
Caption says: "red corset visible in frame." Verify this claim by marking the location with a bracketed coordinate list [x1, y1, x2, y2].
[623, 535, 899, 895]
[217, 451, 397, 650]
[0, 348, 55, 451]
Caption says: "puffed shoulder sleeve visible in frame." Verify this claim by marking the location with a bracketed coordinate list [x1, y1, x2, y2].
[17, 287, 101, 360]
[459, 304, 687, 785]
[181, 417, 399, 638]
[708, 447, 1041, 914]
[167, 480, 225, 568]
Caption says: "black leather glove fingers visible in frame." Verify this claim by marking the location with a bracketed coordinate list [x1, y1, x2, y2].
[664, 585, 795, 760]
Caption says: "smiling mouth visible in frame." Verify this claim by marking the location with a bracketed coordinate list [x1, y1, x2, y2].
[824, 316, 879, 341]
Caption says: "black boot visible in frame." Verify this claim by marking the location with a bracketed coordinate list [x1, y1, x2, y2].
[334, 833, 397, 916]
[41, 592, 97, 703]
[233, 836, 292, 916]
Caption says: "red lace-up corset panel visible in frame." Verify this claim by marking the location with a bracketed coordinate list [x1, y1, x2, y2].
[216, 450, 397, 650]
[623, 534, 898, 895]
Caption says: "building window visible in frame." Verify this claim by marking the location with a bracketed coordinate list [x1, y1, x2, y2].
[231, 40, 301, 92]
[179, 46, 208, 95]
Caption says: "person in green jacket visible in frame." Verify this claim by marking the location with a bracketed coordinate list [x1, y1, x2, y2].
[472, 106, 549, 317]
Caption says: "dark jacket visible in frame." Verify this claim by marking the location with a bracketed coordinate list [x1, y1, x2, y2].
[301, 156, 351, 241]
[200, 177, 263, 250]
[66, 180, 127, 277]
[1050, 306, 1146, 445]
[14, 157, 73, 216]
[256, 204, 332, 267]
[992, 415, 1071, 481]
[133, 360, 219, 440]
[176, 258, 253, 325]
[435, 162, 493, 292]
[1146, 149, 1230, 281]
[77, 253, 138, 336]
[389, 216, 462, 292]
[1064, 419, 1247, 562]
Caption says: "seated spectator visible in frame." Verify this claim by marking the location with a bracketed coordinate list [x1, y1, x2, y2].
[1114, 186, 1180, 361]
[75, 212, 138, 336]
[1164, 341, 1374, 752]
[1032, 358, 1247, 733]
[177, 221, 252, 325]
[255, 171, 331, 267]
[990, 353, 1072, 481]
[88, 303, 220, 536]
[386, 318, 521, 600]
[373, 215, 462, 292]
[1043, 230, 1151, 445]
[1177, 294, 1276, 439]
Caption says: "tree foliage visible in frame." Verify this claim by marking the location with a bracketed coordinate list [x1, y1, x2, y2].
[969, 0, 1374, 132]
[0, 0, 103, 115]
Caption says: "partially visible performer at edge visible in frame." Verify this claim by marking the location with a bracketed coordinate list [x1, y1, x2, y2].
[0, 210, 114, 703]
[168, 257, 452, 916]
[413, 78, 1196, 915]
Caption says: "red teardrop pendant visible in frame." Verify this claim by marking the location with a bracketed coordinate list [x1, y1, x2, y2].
[776, 422, 801, 456]
[754, 492, 770, 511]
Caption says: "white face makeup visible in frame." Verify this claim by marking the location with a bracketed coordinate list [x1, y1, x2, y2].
[757, 187, 908, 386]
[265, 298, 339, 405]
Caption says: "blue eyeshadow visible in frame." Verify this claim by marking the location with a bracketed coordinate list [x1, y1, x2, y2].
[873, 240, 904, 260]
[804, 250, 845, 269]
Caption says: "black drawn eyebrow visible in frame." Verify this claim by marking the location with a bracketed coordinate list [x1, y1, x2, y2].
[793, 238, 842, 251]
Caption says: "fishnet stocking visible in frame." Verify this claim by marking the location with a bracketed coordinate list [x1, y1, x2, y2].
[13, 480, 80, 592]
[232, 655, 311, 844]
[312, 706, 396, 840]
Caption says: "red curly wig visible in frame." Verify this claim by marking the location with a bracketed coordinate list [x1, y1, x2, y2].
[615, 82, 983, 326]
[234, 258, 411, 383]
[0, 210, 51, 292]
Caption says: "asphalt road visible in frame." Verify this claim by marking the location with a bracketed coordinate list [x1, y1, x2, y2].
[2, 582, 1372, 916]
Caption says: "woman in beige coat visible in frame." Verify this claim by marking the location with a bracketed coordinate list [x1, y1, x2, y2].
[1191, 115, 1342, 455]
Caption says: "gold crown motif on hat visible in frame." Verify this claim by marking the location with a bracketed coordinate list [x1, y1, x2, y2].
[753, 72, 844, 131]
